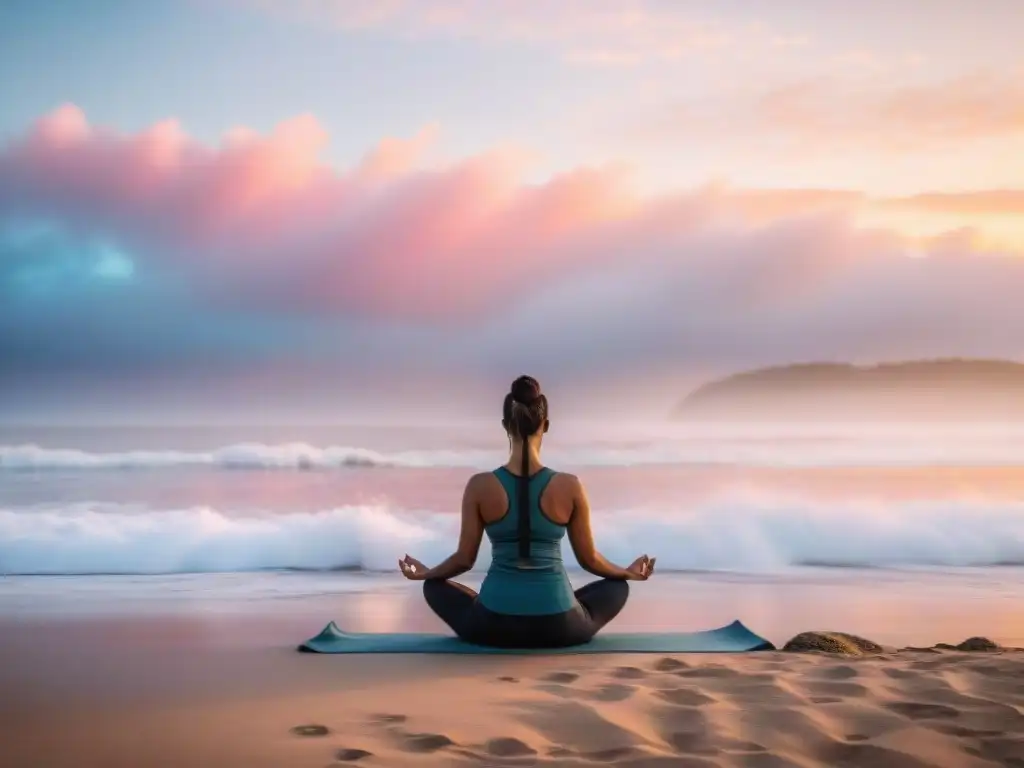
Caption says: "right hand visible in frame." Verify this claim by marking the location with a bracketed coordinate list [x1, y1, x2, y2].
[626, 554, 656, 580]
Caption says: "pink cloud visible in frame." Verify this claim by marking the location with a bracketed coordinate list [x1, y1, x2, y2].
[2, 104, 1023, 342]
[0, 107, 651, 319]
[32, 104, 91, 147]
[2, 106, 337, 246]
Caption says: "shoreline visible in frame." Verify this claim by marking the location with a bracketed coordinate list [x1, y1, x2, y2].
[5, 568, 1024, 650]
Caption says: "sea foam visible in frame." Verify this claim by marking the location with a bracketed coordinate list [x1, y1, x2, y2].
[3, 497, 1024, 575]
[3, 435, 1024, 470]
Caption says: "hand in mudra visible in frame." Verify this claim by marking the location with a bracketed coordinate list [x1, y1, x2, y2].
[626, 554, 656, 580]
[398, 554, 429, 580]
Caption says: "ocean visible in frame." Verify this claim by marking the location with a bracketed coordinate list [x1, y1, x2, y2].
[3, 421, 1024, 648]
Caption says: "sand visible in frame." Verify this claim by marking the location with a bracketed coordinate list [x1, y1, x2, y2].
[3, 617, 1024, 768]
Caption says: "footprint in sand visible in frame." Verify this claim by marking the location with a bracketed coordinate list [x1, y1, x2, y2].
[967, 662, 1016, 678]
[738, 672, 780, 685]
[515, 699, 645, 758]
[656, 688, 715, 707]
[534, 683, 575, 698]
[290, 724, 330, 737]
[814, 664, 860, 680]
[654, 657, 689, 672]
[675, 665, 739, 679]
[611, 666, 648, 680]
[591, 683, 637, 702]
[398, 733, 456, 753]
[584, 746, 644, 761]
[884, 701, 960, 720]
[667, 730, 719, 756]
[536, 682, 637, 703]
[496, 675, 519, 683]
[970, 735, 1024, 765]
[933, 724, 1006, 738]
[908, 658, 948, 672]
[334, 748, 373, 762]
[820, 742, 936, 768]
[881, 667, 917, 680]
[802, 681, 869, 698]
[734, 754, 802, 768]
[542, 671, 580, 683]
[485, 737, 537, 757]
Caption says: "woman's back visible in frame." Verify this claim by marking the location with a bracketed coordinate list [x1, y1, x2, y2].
[477, 466, 577, 616]
[400, 374, 653, 648]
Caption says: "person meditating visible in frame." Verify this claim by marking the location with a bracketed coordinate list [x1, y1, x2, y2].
[398, 375, 656, 648]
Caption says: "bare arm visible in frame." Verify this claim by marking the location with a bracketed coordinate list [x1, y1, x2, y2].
[419, 474, 485, 581]
[566, 475, 637, 580]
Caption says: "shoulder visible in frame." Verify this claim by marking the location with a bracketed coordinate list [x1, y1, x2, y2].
[464, 471, 500, 493]
[549, 471, 583, 493]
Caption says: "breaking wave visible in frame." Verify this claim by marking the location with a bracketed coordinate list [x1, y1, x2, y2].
[3, 497, 1024, 575]
[4, 434, 1024, 470]
[0, 443, 490, 470]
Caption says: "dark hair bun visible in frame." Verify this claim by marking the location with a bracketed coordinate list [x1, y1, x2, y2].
[510, 375, 541, 405]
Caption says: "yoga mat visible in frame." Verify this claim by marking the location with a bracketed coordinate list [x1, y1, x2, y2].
[299, 619, 775, 654]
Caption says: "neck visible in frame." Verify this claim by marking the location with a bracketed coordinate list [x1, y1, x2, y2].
[508, 438, 542, 475]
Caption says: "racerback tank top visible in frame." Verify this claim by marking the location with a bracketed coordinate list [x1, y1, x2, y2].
[476, 467, 577, 616]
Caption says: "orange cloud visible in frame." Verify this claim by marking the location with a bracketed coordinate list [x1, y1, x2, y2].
[699, 185, 864, 222]
[355, 122, 441, 184]
[650, 73, 1024, 152]
[880, 190, 1024, 215]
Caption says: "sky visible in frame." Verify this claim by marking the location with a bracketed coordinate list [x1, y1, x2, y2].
[2, 0, 1024, 422]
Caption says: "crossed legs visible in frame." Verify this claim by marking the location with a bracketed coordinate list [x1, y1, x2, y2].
[573, 577, 630, 629]
[422, 577, 629, 646]
[422, 578, 478, 636]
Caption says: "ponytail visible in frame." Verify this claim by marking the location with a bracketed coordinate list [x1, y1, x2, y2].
[511, 400, 534, 560]
[502, 376, 548, 564]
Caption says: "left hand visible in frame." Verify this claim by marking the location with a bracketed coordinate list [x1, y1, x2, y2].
[398, 554, 429, 580]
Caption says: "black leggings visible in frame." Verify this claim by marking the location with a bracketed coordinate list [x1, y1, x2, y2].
[422, 578, 629, 649]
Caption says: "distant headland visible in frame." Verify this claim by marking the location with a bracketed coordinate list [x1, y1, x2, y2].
[673, 359, 1024, 421]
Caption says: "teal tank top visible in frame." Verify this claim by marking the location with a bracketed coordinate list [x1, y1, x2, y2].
[477, 466, 577, 616]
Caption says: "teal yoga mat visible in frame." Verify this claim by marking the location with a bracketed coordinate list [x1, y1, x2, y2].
[298, 619, 774, 654]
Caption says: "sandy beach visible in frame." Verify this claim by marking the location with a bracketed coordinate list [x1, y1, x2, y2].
[3, 616, 1024, 768]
